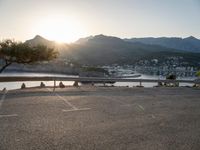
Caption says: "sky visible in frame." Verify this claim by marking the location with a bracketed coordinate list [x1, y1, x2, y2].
[0, 0, 200, 42]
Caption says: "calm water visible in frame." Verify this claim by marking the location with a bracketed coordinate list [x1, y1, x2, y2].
[0, 72, 196, 90]
[114, 74, 196, 87]
[0, 72, 77, 90]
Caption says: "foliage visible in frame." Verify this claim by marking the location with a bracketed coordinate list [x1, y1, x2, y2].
[82, 66, 109, 75]
[0, 40, 58, 73]
[166, 74, 176, 80]
[196, 71, 200, 77]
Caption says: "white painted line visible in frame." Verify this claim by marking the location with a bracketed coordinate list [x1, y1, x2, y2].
[0, 114, 18, 118]
[47, 88, 77, 109]
[0, 90, 8, 110]
[0, 91, 19, 118]
[122, 103, 145, 112]
[62, 108, 91, 112]
[46, 88, 53, 92]
[47, 88, 91, 112]
[122, 104, 136, 107]
[137, 104, 145, 111]
[56, 94, 78, 110]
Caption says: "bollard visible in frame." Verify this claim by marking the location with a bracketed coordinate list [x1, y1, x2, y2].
[59, 82, 65, 88]
[139, 81, 142, 87]
[175, 82, 179, 87]
[158, 81, 163, 87]
[193, 84, 200, 88]
[136, 80, 143, 87]
[40, 82, 45, 88]
[2, 88, 7, 92]
[136, 81, 143, 87]
[53, 80, 56, 91]
[73, 81, 79, 87]
[21, 83, 26, 89]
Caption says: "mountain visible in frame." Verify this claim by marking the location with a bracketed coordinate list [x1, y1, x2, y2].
[25, 35, 69, 53]
[25, 35, 200, 66]
[25, 35, 56, 47]
[65, 35, 200, 65]
[124, 36, 200, 52]
[75, 36, 94, 44]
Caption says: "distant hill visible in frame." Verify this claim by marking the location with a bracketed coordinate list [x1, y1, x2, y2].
[75, 36, 94, 44]
[25, 35, 200, 66]
[25, 35, 56, 47]
[124, 36, 200, 52]
[25, 35, 69, 54]
[64, 34, 184, 65]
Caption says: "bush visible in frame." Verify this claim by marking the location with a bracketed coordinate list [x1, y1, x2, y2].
[196, 71, 200, 77]
[166, 74, 176, 80]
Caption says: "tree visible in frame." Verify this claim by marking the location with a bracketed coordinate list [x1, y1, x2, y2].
[196, 71, 200, 78]
[166, 74, 176, 80]
[0, 40, 58, 73]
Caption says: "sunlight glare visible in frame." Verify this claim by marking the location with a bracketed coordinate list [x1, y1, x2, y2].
[34, 15, 87, 43]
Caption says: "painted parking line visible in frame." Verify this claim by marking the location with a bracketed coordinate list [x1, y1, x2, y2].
[62, 108, 91, 112]
[0, 90, 8, 110]
[137, 104, 145, 111]
[55, 93, 78, 110]
[47, 88, 91, 112]
[0, 114, 18, 118]
[0, 91, 18, 118]
[122, 103, 145, 112]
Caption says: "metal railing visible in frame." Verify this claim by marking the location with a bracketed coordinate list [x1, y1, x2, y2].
[0, 76, 198, 82]
[0, 76, 199, 85]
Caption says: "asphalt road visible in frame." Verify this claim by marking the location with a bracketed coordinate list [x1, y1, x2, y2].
[0, 86, 200, 150]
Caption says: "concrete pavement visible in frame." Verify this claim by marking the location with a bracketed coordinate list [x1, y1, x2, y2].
[0, 86, 200, 150]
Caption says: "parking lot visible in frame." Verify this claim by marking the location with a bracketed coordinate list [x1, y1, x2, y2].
[0, 86, 200, 150]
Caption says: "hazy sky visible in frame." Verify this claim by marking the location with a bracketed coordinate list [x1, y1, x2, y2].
[0, 0, 200, 42]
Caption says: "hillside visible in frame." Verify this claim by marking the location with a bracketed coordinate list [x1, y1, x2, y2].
[25, 35, 56, 47]
[64, 35, 180, 65]
[25, 35, 200, 66]
[124, 36, 200, 53]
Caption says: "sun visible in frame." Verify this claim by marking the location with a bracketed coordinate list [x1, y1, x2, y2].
[33, 15, 87, 43]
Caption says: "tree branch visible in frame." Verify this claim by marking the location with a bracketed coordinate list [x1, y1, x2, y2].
[0, 62, 12, 73]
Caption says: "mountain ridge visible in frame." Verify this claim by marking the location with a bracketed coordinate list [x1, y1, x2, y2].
[24, 34, 200, 66]
[124, 36, 200, 52]
[25, 35, 57, 47]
